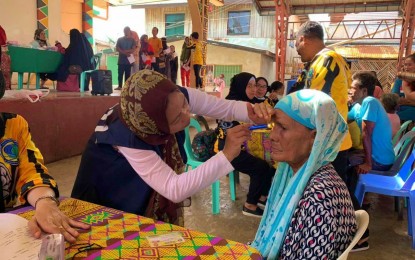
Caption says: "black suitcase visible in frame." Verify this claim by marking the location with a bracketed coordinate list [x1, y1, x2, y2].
[91, 70, 113, 95]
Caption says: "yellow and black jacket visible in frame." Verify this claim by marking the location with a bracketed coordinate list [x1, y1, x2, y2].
[0, 113, 58, 209]
[294, 48, 352, 151]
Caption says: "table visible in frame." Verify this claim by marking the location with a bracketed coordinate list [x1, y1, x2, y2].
[12, 198, 262, 259]
[8, 45, 63, 89]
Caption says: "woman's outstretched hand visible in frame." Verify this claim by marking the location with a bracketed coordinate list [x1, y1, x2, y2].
[222, 124, 252, 162]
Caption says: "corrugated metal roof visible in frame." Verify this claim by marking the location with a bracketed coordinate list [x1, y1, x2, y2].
[333, 45, 399, 59]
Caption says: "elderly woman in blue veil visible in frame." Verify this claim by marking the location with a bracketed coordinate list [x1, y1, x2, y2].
[253, 89, 357, 259]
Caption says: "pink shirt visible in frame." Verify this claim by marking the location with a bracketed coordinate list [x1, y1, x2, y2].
[118, 88, 251, 203]
[387, 113, 401, 137]
[214, 78, 226, 94]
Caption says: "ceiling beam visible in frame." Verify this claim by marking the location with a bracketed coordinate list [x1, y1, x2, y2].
[257, 1, 401, 16]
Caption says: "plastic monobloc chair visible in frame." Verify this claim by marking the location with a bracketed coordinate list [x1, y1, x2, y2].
[389, 131, 415, 215]
[80, 53, 102, 92]
[337, 210, 369, 260]
[406, 175, 415, 248]
[184, 118, 237, 214]
[355, 148, 415, 247]
[392, 120, 413, 146]
[370, 131, 415, 177]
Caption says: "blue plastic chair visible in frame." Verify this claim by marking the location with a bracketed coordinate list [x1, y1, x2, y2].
[184, 118, 237, 214]
[370, 131, 415, 177]
[80, 53, 102, 92]
[354, 148, 415, 248]
[364, 131, 415, 220]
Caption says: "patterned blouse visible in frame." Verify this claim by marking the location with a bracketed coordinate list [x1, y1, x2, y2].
[280, 164, 356, 259]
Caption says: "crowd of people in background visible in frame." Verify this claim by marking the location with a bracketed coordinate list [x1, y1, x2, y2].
[116, 26, 197, 90]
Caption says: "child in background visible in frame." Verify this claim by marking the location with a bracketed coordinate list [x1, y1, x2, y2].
[187, 32, 203, 89]
[266, 81, 284, 107]
[213, 74, 225, 98]
[380, 93, 401, 137]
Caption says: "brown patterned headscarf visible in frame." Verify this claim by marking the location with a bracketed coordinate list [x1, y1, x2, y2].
[120, 69, 185, 226]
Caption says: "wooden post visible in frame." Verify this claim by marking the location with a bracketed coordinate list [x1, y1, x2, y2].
[274, 0, 290, 81]
[397, 0, 415, 70]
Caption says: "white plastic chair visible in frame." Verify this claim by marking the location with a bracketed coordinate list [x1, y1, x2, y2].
[337, 210, 369, 260]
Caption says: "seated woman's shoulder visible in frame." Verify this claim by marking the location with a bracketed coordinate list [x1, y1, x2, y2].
[312, 164, 342, 182]
[306, 164, 351, 201]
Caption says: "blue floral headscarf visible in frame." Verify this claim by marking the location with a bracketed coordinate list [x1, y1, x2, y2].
[252, 89, 348, 258]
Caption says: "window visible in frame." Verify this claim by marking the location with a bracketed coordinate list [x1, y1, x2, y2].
[165, 13, 185, 37]
[227, 11, 250, 35]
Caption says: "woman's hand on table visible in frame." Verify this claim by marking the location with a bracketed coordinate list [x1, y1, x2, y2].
[247, 102, 275, 124]
[26, 187, 90, 243]
[28, 199, 90, 243]
[222, 124, 252, 161]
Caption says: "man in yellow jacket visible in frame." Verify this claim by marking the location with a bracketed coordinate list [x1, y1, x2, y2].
[293, 21, 352, 179]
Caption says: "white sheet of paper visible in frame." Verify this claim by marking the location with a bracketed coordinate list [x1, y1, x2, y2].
[127, 54, 135, 64]
[0, 213, 42, 260]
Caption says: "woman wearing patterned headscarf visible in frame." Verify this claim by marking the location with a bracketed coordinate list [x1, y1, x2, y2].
[71, 70, 268, 225]
[252, 89, 356, 259]
[31, 29, 49, 49]
[215, 72, 276, 218]
[30, 29, 51, 88]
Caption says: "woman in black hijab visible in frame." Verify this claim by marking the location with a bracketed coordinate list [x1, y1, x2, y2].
[55, 29, 95, 88]
[216, 72, 276, 218]
[225, 72, 256, 102]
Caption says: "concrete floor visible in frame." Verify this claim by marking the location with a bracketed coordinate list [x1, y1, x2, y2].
[47, 154, 415, 260]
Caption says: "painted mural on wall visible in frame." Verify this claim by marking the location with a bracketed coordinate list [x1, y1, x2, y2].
[37, 0, 49, 37]
[83, 0, 94, 45]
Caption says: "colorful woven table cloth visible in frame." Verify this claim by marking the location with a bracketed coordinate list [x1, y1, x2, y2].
[14, 198, 262, 259]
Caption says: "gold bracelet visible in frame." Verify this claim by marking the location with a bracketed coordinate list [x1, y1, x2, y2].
[34, 196, 60, 209]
